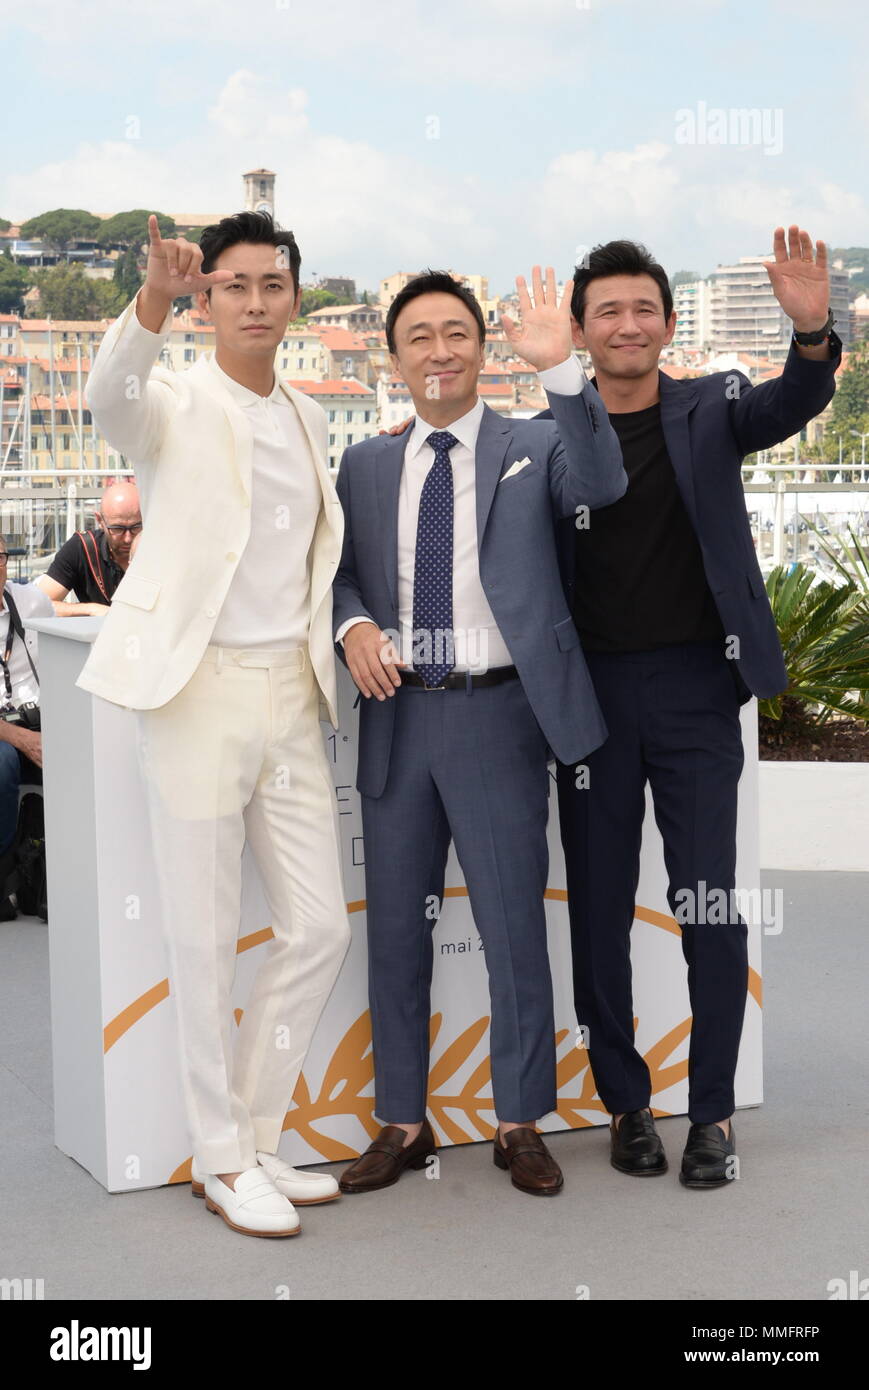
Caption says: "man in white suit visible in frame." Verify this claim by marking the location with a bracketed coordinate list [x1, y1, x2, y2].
[77, 212, 351, 1238]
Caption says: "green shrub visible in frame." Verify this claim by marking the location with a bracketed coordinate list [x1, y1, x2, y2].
[759, 564, 869, 737]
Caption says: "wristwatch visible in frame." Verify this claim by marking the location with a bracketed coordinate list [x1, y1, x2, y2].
[792, 309, 836, 346]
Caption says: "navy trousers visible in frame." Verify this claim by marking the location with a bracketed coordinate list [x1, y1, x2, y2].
[556, 643, 748, 1125]
[361, 676, 557, 1124]
[0, 742, 41, 856]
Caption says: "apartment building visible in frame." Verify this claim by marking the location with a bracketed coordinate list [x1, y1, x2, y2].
[708, 256, 851, 361]
[7, 390, 113, 476]
[375, 374, 413, 431]
[318, 327, 382, 387]
[379, 270, 502, 326]
[276, 326, 326, 378]
[17, 319, 109, 361]
[0, 314, 18, 357]
[379, 272, 418, 311]
[673, 279, 713, 351]
[163, 322, 215, 369]
[288, 378, 377, 469]
[305, 303, 384, 332]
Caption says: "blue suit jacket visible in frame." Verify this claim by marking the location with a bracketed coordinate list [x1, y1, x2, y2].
[543, 341, 842, 699]
[332, 384, 627, 797]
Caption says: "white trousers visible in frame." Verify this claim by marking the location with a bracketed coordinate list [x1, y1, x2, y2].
[135, 644, 351, 1174]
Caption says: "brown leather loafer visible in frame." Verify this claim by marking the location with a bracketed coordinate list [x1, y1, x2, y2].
[339, 1120, 436, 1194]
[493, 1127, 564, 1196]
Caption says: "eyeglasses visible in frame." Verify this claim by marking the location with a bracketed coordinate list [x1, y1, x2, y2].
[0, 553, 8, 561]
[103, 524, 143, 536]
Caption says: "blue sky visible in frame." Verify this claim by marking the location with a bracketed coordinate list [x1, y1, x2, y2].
[2, 0, 867, 295]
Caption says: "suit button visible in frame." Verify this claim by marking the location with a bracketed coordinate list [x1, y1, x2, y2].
[205, 606, 217, 618]
[226, 552, 237, 562]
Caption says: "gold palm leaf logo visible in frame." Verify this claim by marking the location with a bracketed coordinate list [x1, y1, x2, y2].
[169, 1008, 699, 1181]
[128, 907, 761, 1184]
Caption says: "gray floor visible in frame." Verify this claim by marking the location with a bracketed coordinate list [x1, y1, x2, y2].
[1, 871, 867, 1302]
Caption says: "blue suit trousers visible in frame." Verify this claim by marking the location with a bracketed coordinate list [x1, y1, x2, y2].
[361, 676, 558, 1124]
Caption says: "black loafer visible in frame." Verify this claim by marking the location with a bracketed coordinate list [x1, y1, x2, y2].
[610, 1108, 668, 1175]
[680, 1121, 736, 1188]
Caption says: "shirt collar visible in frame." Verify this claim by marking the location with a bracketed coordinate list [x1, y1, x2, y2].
[407, 395, 485, 461]
[208, 353, 288, 408]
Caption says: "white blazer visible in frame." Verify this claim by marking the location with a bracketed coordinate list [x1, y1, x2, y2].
[75, 292, 343, 725]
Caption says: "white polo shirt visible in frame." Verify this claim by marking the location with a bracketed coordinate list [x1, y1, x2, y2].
[207, 357, 323, 650]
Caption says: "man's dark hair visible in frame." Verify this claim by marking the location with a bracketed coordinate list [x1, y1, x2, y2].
[571, 240, 672, 326]
[199, 211, 301, 296]
[386, 269, 486, 354]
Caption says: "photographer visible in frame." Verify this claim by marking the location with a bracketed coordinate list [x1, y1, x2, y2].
[35, 482, 142, 616]
[0, 537, 54, 881]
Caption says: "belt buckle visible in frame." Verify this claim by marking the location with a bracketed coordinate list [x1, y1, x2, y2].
[416, 669, 448, 690]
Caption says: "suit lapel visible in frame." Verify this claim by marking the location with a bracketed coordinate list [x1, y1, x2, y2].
[376, 430, 411, 610]
[658, 370, 700, 528]
[192, 353, 253, 503]
[474, 403, 513, 549]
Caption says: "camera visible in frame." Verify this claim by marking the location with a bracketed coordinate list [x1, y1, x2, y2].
[0, 701, 41, 731]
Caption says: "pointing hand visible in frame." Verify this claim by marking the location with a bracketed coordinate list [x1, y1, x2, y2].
[144, 213, 236, 300]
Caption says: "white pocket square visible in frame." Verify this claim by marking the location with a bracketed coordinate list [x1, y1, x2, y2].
[500, 456, 532, 482]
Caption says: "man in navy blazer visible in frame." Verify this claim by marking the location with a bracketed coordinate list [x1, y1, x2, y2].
[542, 228, 841, 1188]
[332, 267, 626, 1196]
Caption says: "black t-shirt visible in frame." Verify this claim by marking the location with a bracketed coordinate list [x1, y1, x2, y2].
[46, 530, 126, 605]
[572, 399, 724, 652]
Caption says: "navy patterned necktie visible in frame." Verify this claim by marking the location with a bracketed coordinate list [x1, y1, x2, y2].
[412, 429, 460, 687]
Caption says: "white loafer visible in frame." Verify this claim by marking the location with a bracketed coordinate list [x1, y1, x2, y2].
[203, 1167, 300, 1237]
[256, 1149, 341, 1205]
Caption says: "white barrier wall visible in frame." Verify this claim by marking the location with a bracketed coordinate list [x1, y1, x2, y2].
[760, 762, 869, 872]
[29, 618, 763, 1193]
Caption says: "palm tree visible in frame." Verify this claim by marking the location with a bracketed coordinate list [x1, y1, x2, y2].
[760, 565, 869, 745]
[805, 516, 869, 598]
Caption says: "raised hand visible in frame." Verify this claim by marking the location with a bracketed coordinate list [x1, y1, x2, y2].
[763, 226, 830, 332]
[500, 266, 574, 371]
[143, 213, 236, 301]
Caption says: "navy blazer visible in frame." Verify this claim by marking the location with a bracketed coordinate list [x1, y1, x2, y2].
[333, 384, 627, 797]
[543, 341, 842, 699]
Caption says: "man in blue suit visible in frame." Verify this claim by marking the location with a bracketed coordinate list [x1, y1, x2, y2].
[544, 228, 841, 1188]
[332, 267, 626, 1196]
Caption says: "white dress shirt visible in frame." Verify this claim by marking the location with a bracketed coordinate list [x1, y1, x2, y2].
[0, 581, 53, 709]
[208, 357, 323, 649]
[336, 355, 585, 671]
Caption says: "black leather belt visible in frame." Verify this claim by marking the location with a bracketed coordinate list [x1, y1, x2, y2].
[400, 665, 519, 691]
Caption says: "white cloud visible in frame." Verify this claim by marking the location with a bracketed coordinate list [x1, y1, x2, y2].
[4, 71, 494, 282]
[532, 142, 680, 257]
[208, 71, 308, 140]
[0, 0, 588, 86]
[530, 139, 869, 276]
[4, 25, 866, 294]
[5, 141, 181, 220]
[199, 73, 490, 269]
[691, 177, 869, 254]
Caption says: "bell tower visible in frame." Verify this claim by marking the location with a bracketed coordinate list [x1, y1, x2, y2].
[243, 168, 276, 218]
